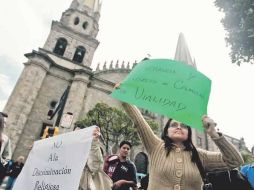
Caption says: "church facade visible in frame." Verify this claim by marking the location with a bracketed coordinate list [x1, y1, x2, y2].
[3, 0, 248, 174]
[3, 0, 139, 159]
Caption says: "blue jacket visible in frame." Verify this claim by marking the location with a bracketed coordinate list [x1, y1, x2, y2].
[241, 163, 254, 188]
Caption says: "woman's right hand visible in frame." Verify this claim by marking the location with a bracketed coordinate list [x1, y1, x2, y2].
[202, 115, 219, 138]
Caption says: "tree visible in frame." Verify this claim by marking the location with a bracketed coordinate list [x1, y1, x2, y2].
[241, 152, 254, 165]
[75, 103, 159, 154]
[242, 153, 254, 165]
[214, 0, 254, 65]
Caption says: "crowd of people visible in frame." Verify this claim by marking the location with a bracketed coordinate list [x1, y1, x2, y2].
[0, 112, 24, 190]
[77, 108, 254, 190]
[0, 91, 254, 190]
[74, 91, 254, 190]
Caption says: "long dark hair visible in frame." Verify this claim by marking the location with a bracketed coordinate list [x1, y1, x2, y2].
[161, 119, 199, 162]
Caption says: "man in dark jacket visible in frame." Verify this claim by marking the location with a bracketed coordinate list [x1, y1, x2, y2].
[104, 141, 137, 190]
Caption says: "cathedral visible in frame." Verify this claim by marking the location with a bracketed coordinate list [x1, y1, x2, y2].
[3, 0, 248, 174]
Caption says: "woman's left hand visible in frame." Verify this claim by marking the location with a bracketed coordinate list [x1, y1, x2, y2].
[202, 115, 219, 138]
[92, 127, 101, 140]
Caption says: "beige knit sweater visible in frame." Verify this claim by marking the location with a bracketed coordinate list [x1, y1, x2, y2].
[79, 140, 113, 190]
[123, 103, 243, 190]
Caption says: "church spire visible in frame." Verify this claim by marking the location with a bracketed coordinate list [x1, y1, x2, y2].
[84, 0, 101, 11]
[70, 0, 102, 13]
[174, 33, 196, 68]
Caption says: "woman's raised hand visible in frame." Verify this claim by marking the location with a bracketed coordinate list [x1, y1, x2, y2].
[92, 127, 101, 140]
[202, 115, 219, 138]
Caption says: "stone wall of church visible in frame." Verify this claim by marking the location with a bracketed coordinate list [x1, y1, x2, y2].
[43, 23, 98, 67]
[78, 70, 129, 117]
[44, 27, 75, 60]
[60, 73, 90, 133]
[94, 70, 130, 84]
[81, 88, 119, 116]
[60, 10, 99, 37]
[11, 64, 73, 158]
[4, 57, 50, 154]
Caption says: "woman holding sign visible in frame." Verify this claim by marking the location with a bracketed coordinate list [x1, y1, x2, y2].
[115, 84, 243, 190]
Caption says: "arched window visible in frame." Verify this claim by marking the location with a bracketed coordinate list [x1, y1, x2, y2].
[134, 152, 148, 174]
[82, 22, 88, 30]
[73, 46, 86, 63]
[53, 38, 67, 56]
[74, 17, 79, 25]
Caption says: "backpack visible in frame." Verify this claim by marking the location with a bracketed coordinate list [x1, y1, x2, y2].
[195, 153, 253, 190]
[206, 169, 254, 190]
[103, 155, 119, 178]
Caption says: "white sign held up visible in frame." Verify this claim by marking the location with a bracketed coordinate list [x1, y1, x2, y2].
[13, 126, 96, 190]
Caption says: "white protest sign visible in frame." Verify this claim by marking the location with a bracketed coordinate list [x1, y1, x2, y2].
[13, 126, 96, 190]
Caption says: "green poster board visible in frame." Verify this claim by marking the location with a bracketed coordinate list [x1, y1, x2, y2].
[111, 59, 211, 130]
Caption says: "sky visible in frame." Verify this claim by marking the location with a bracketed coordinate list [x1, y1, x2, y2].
[0, 0, 253, 150]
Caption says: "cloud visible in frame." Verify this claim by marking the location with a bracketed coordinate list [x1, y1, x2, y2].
[0, 74, 10, 96]
[0, 74, 11, 110]
[0, 100, 6, 111]
[0, 56, 22, 76]
[0, 55, 22, 110]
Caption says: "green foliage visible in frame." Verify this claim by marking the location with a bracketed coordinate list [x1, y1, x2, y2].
[75, 103, 159, 153]
[241, 152, 254, 164]
[214, 0, 254, 65]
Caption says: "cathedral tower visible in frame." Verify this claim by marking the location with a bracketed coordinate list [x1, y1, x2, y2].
[4, 0, 102, 158]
